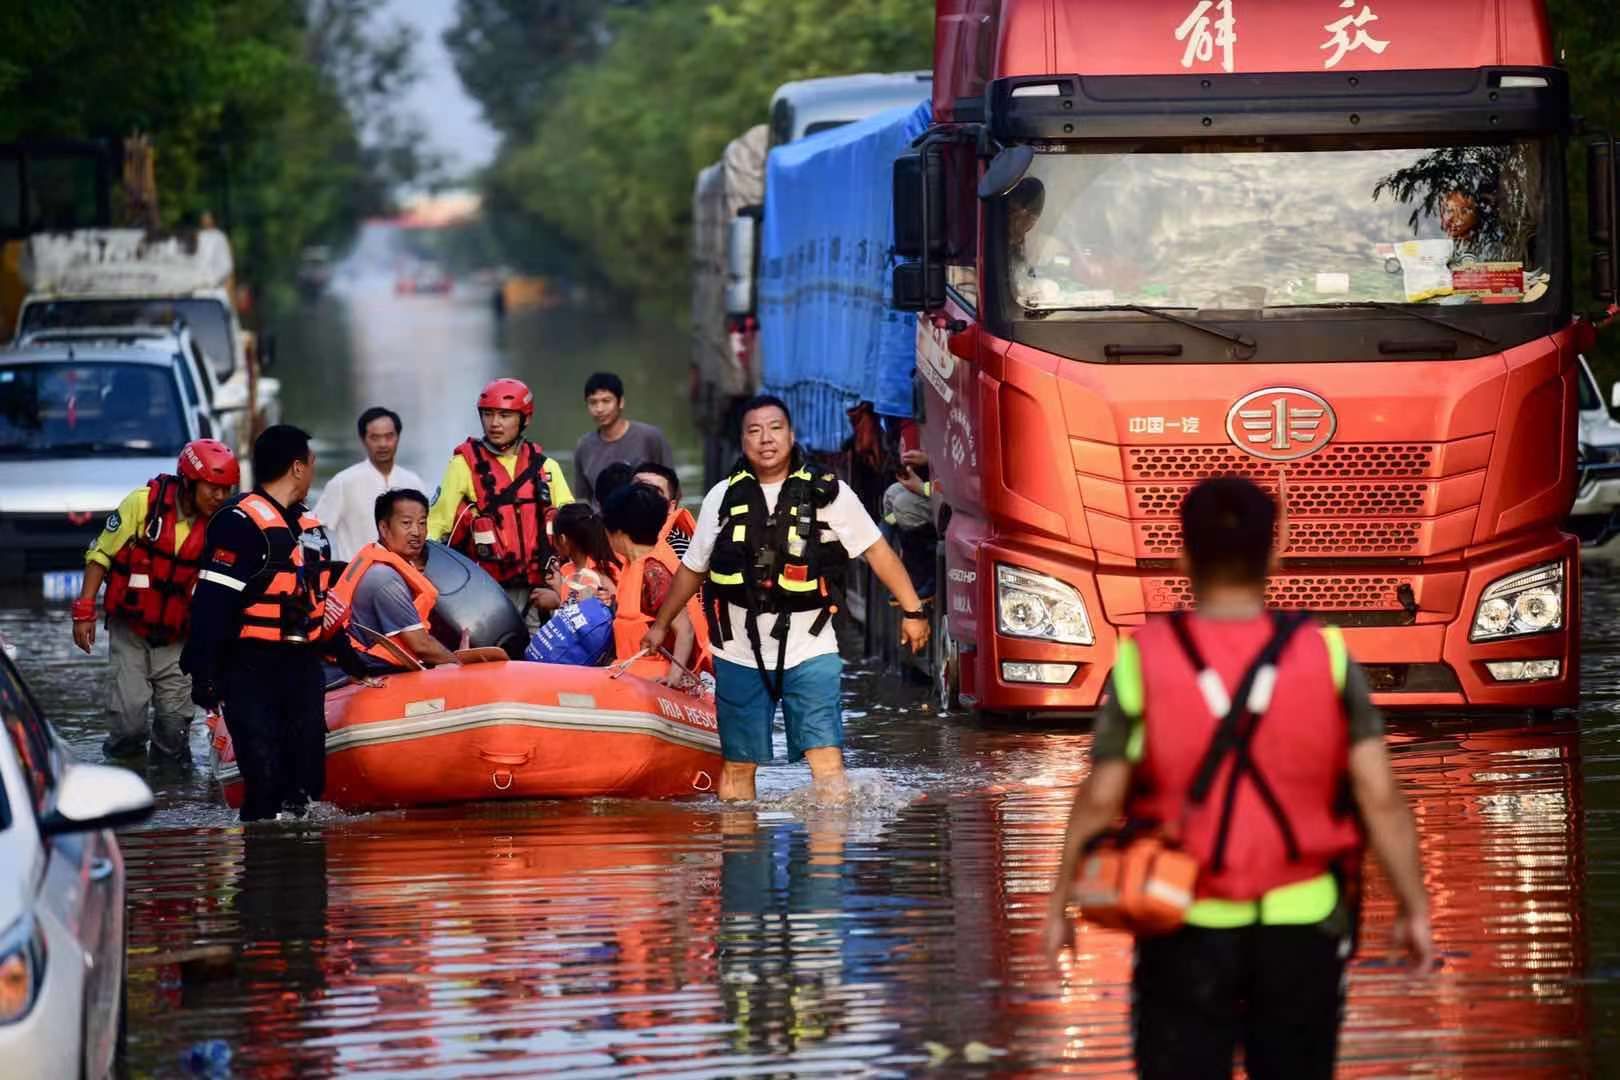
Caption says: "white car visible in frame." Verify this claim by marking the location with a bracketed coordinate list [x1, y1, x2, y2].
[0, 652, 154, 1079]
[1570, 354, 1620, 546]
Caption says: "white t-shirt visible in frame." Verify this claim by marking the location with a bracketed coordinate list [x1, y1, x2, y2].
[683, 475, 883, 669]
[311, 459, 426, 563]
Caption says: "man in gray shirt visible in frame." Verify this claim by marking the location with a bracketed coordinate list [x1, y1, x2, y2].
[573, 371, 674, 505]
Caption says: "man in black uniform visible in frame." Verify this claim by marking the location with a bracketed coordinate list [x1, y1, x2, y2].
[182, 425, 369, 822]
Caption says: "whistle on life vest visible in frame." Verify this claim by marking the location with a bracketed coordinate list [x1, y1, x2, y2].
[472, 515, 498, 559]
[1073, 830, 1198, 937]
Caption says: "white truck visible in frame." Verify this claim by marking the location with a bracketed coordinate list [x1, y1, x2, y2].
[10, 227, 280, 472]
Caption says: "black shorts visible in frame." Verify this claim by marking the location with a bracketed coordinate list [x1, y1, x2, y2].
[1133, 922, 1350, 1080]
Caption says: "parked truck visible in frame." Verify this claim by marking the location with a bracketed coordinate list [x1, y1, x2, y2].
[692, 72, 932, 487]
[886, 0, 1611, 714]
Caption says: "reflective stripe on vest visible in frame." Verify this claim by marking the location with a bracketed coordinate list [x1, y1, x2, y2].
[1184, 871, 1339, 928]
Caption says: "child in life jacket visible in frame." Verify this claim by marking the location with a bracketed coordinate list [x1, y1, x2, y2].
[1042, 475, 1433, 1080]
[600, 483, 708, 684]
[537, 502, 621, 612]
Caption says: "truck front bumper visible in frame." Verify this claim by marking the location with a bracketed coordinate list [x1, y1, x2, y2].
[960, 530, 1580, 713]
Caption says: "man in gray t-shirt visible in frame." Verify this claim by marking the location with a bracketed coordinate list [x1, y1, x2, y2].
[574, 371, 673, 504]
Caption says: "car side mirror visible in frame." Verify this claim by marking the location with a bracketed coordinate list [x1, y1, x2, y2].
[37, 763, 154, 837]
[892, 261, 945, 313]
[1590, 137, 1618, 304]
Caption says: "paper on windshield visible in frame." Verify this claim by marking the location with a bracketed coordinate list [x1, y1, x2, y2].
[1393, 240, 1455, 303]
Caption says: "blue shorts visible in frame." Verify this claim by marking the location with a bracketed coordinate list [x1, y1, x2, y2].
[714, 653, 843, 764]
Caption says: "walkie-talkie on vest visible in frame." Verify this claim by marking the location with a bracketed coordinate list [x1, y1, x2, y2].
[472, 513, 498, 560]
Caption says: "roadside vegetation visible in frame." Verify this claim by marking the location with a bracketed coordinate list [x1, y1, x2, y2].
[0, 0, 436, 311]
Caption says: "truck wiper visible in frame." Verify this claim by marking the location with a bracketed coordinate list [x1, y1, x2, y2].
[1024, 304, 1257, 358]
[1278, 301, 1498, 346]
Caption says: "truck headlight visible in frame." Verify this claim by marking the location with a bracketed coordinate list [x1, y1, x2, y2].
[996, 565, 1093, 645]
[1471, 562, 1564, 642]
[0, 914, 46, 1025]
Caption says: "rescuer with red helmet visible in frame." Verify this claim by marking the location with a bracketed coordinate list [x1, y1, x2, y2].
[427, 377, 574, 617]
[72, 437, 240, 763]
[1041, 476, 1433, 1079]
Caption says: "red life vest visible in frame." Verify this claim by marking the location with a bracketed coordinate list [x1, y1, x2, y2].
[103, 475, 210, 645]
[236, 493, 343, 645]
[327, 542, 439, 665]
[1123, 612, 1362, 903]
[612, 543, 711, 680]
[448, 438, 553, 587]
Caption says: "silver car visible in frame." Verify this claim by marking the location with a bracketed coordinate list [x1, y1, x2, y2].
[1571, 355, 1620, 547]
[0, 342, 203, 584]
[0, 651, 154, 1079]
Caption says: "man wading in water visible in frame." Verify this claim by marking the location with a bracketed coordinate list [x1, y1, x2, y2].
[642, 395, 928, 801]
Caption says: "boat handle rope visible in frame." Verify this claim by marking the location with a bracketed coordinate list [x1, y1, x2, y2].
[608, 647, 708, 697]
[492, 769, 514, 790]
[692, 771, 714, 792]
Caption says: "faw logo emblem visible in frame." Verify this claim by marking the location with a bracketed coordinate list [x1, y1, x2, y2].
[1226, 388, 1337, 461]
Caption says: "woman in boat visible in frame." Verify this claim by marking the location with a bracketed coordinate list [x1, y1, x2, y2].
[600, 483, 709, 682]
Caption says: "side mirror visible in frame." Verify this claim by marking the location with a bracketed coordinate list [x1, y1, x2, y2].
[259, 332, 278, 373]
[893, 149, 945, 260]
[892, 261, 945, 313]
[1590, 138, 1618, 303]
[37, 763, 154, 837]
[978, 144, 1035, 200]
[725, 207, 760, 318]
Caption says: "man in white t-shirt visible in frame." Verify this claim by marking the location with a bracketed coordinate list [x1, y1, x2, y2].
[644, 395, 929, 801]
[312, 406, 425, 562]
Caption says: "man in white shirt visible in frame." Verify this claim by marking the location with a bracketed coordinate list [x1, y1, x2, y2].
[643, 395, 929, 802]
[312, 407, 425, 561]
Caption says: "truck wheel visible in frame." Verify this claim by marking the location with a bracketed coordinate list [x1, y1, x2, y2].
[935, 615, 962, 713]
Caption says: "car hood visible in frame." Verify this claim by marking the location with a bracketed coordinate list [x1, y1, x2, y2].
[0, 455, 171, 514]
[0, 821, 36, 931]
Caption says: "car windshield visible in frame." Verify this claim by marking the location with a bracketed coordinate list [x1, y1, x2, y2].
[20, 297, 234, 381]
[0, 361, 187, 457]
[1002, 136, 1554, 315]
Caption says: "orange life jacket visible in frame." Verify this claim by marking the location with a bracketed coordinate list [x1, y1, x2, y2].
[448, 438, 553, 587]
[236, 493, 343, 645]
[659, 506, 697, 548]
[327, 542, 439, 666]
[556, 556, 618, 603]
[1125, 611, 1362, 902]
[612, 542, 711, 680]
[103, 474, 210, 645]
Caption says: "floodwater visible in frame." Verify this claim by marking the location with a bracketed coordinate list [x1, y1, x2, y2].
[3, 225, 1618, 1075]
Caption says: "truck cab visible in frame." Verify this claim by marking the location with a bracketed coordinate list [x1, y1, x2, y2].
[894, 0, 1604, 713]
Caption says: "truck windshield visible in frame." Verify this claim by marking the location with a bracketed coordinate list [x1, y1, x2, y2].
[1002, 136, 1555, 316]
[0, 361, 187, 457]
[19, 298, 234, 382]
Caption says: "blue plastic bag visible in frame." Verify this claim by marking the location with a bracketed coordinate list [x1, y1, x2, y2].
[524, 598, 615, 666]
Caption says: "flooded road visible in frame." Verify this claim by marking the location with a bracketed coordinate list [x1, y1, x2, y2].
[5, 227, 1619, 1074]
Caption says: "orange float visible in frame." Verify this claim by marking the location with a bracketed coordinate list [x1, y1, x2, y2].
[211, 657, 721, 811]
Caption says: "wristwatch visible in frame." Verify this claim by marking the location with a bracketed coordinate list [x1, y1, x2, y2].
[899, 610, 928, 620]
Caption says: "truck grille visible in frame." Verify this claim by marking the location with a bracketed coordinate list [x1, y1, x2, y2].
[1138, 520, 1424, 557]
[1132, 481, 1430, 518]
[1125, 443, 1438, 482]
[1144, 574, 1415, 612]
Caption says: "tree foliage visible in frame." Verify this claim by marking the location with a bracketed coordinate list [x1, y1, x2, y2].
[0, 0, 429, 308]
[452, 0, 932, 314]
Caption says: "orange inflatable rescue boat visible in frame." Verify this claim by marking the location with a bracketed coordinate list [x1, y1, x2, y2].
[211, 655, 721, 811]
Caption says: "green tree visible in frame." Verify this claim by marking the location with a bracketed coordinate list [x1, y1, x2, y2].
[455, 0, 931, 314]
[0, 0, 429, 308]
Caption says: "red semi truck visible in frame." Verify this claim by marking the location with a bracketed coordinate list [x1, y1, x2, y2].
[892, 0, 1617, 714]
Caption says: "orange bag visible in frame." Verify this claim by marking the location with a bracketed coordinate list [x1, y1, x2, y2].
[1073, 829, 1199, 937]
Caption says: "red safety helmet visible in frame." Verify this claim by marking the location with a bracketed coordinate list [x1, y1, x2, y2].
[477, 378, 534, 422]
[178, 438, 241, 487]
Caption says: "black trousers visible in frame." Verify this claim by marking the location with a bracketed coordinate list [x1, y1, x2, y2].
[1133, 922, 1349, 1080]
[221, 643, 325, 822]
